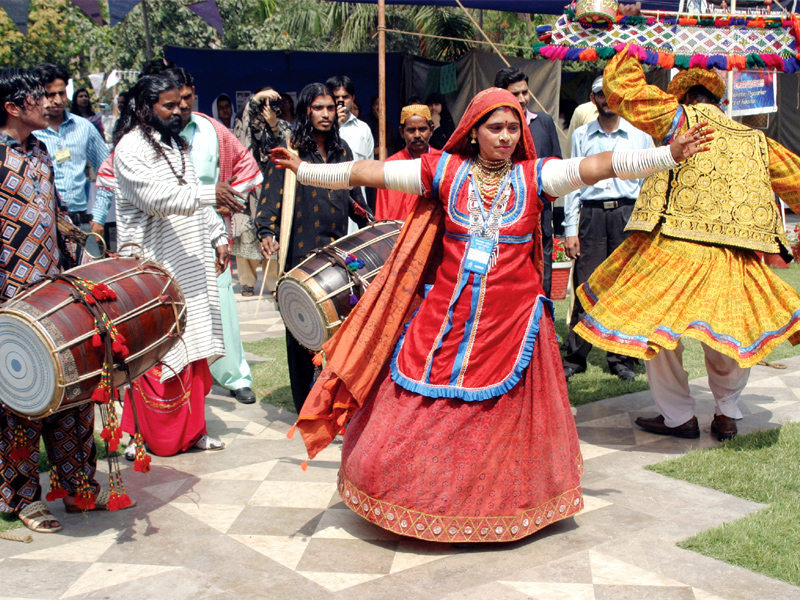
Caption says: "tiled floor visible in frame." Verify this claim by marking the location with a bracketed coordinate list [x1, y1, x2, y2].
[2, 301, 799, 599]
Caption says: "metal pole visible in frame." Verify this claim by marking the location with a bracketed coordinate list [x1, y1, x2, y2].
[727, 0, 736, 117]
[141, 0, 154, 61]
[378, 0, 387, 160]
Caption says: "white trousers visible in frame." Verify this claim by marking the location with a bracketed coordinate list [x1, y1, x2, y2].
[644, 341, 750, 428]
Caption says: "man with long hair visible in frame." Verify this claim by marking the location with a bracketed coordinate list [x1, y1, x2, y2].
[112, 74, 245, 458]
[0, 68, 124, 533]
[256, 82, 371, 413]
[165, 66, 262, 405]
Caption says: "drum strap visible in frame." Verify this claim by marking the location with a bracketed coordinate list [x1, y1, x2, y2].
[278, 144, 300, 278]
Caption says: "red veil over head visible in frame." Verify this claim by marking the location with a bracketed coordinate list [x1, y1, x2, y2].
[443, 87, 537, 162]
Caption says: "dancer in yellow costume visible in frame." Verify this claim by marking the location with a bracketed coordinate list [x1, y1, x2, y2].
[575, 44, 800, 441]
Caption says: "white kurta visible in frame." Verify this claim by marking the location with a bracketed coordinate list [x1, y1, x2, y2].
[114, 128, 226, 378]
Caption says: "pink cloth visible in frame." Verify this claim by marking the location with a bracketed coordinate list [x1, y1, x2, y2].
[121, 360, 212, 457]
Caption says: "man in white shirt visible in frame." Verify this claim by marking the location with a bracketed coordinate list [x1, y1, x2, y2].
[326, 76, 374, 231]
[561, 76, 652, 382]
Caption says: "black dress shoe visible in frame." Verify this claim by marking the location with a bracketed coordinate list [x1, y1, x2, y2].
[614, 367, 636, 381]
[563, 366, 585, 380]
[634, 414, 700, 438]
[230, 387, 256, 404]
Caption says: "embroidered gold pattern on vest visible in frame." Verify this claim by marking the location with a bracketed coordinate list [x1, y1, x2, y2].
[626, 104, 791, 255]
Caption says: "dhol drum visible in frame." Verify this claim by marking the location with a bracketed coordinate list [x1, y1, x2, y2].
[575, 0, 619, 25]
[0, 257, 186, 418]
[277, 221, 402, 351]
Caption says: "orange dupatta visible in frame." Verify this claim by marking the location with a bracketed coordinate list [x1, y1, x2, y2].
[294, 198, 444, 458]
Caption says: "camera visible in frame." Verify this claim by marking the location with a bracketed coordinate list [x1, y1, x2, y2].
[337, 100, 345, 108]
[268, 98, 281, 112]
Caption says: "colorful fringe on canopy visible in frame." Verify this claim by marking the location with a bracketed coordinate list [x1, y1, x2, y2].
[534, 6, 800, 73]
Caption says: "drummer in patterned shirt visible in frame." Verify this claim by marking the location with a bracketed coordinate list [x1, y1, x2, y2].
[255, 82, 371, 413]
[0, 68, 132, 534]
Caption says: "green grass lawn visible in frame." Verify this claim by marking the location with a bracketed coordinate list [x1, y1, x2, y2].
[247, 263, 800, 411]
[648, 422, 800, 586]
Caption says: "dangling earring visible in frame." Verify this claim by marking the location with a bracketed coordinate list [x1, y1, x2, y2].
[470, 130, 477, 145]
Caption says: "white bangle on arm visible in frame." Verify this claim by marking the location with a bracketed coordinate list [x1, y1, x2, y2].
[611, 146, 678, 180]
[540, 157, 587, 198]
[383, 159, 423, 195]
[296, 161, 354, 190]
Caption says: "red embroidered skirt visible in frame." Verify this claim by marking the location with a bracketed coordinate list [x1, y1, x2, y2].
[121, 359, 211, 457]
[339, 315, 583, 543]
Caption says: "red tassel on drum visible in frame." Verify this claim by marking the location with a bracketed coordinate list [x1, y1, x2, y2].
[92, 333, 103, 348]
[73, 472, 96, 511]
[112, 338, 130, 358]
[9, 423, 30, 461]
[45, 465, 69, 501]
[92, 386, 110, 403]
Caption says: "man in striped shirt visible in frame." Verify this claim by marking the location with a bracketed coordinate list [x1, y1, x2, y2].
[113, 74, 246, 457]
[33, 64, 112, 261]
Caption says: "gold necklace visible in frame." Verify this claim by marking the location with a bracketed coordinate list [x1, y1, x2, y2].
[472, 156, 512, 201]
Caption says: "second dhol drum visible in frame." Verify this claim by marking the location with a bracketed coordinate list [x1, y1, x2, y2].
[277, 221, 402, 351]
[0, 257, 186, 418]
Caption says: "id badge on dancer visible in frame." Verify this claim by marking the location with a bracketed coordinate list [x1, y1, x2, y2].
[464, 236, 495, 275]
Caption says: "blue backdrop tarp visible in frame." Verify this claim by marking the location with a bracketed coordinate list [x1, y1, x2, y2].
[165, 46, 407, 124]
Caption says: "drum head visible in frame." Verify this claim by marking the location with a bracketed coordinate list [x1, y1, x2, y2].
[0, 314, 59, 417]
[277, 278, 328, 351]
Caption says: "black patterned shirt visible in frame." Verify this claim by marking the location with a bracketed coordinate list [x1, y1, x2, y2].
[0, 133, 63, 301]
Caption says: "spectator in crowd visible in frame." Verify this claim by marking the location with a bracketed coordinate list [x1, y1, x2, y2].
[279, 92, 295, 128]
[212, 93, 234, 130]
[375, 103, 440, 221]
[327, 75, 374, 228]
[425, 91, 455, 150]
[561, 76, 652, 381]
[233, 86, 292, 296]
[71, 87, 104, 138]
[364, 93, 395, 159]
[33, 64, 112, 261]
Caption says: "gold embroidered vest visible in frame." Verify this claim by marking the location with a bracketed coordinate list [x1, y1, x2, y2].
[626, 104, 791, 255]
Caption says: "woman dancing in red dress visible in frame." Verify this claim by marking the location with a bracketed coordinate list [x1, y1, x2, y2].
[270, 88, 710, 543]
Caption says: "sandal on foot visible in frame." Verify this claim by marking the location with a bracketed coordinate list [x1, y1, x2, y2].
[241, 285, 254, 297]
[193, 434, 225, 451]
[64, 488, 137, 514]
[19, 501, 62, 533]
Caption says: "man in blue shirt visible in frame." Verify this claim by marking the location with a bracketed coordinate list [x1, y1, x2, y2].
[33, 64, 112, 260]
[561, 76, 653, 381]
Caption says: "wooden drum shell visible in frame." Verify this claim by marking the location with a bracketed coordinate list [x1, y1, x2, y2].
[277, 222, 402, 352]
[0, 257, 186, 418]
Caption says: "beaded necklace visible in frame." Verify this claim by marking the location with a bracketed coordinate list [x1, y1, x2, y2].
[472, 155, 512, 202]
[145, 127, 187, 185]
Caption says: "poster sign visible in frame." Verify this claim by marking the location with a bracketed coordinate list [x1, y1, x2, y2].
[236, 90, 252, 114]
[730, 71, 777, 117]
